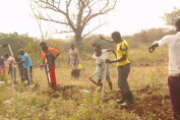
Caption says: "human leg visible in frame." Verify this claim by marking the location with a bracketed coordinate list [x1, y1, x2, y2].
[116, 66, 126, 103]
[120, 64, 133, 105]
[50, 66, 57, 90]
[30, 66, 33, 83]
[106, 75, 112, 90]
[168, 76, 180, 120]
[26, 67, 32, 85]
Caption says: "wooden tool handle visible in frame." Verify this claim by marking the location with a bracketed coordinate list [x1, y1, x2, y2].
[101, 52, 109, 98]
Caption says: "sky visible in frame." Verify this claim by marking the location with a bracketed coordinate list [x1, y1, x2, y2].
[0, 0, 180, 38]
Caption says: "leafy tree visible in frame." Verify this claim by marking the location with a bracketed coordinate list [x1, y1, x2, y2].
[161, 7, 180, 26]
[30, 0, 118, 46]
[0, 32, 33, 55]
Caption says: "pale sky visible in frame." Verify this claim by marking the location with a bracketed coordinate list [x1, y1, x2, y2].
[0, 0, 180, 38]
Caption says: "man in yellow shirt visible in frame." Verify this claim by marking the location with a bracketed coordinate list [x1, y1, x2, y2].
[99, 31, 134, 106]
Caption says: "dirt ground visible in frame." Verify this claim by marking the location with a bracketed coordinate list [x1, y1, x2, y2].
[45, 85, 172, 120]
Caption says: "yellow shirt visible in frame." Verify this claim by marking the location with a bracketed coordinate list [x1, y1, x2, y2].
[116, 40, 130, 66]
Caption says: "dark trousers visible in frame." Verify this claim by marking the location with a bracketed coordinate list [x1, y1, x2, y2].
[117, 64, 131, 93]
[168, 76, 180, 120]
[25, 66, 33, 84]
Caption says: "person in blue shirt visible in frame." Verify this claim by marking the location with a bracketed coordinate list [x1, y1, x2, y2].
[16, 49, 33, 86]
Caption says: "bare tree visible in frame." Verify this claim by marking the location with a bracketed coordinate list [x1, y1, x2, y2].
[30, 0, 118, 45]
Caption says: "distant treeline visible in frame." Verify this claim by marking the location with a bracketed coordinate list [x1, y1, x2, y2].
[0, 28, 175, 66]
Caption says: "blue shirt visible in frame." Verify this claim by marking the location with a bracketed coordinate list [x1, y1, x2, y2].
[21, 53, 32, 68]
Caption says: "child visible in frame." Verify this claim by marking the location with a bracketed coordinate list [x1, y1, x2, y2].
[92, 43, 116, 91]
[4, 54, 17, 84]
[42, 45, 57, 92]
[68, 44, 79, 78]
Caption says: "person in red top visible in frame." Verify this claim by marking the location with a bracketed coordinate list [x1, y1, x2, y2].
[40, 42, 60, 84]
[42, 45, 57, 92]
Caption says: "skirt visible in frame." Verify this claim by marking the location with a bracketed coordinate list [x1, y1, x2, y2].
[94, 62, 111, 80]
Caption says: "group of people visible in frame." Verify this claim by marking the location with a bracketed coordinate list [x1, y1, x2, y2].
[0, 50, 33, 85]
[95, 18, 180, 120]
[0, 18, 180, 119]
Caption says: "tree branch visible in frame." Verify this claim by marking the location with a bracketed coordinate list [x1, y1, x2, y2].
[34, 0, 66, 15]
[65, 0, 76, 32]
[82, 23, 105, 38]
[36, 17, 69, 25]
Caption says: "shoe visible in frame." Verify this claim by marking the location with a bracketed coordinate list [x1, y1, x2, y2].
[121, 91, 134, 106]
[116, 90, 126, 104]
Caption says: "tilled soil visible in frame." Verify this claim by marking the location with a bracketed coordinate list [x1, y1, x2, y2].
[104, 85, 172, 120]
[45, 85, 172, 120]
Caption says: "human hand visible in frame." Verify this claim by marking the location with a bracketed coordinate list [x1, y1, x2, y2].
[148, 45, 155, 53]
[105, 59, 112, 64]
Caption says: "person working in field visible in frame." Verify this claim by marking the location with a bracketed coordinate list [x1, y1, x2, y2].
[14, 53, 25, 83]
[42, 45, 57, 92]
[0, 55, 5, 80]
[68, 44, 80, 78]
[16, 49, 33, 86]
[99, 31, 134, 106]
[40, 42, 60, 82]
[4, 54, 17, 84]
[92, 43, 116, 91]
[149, 18, 180, 120]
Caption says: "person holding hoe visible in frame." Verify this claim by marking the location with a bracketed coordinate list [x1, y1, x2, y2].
[40, 42, 60, 83]
[149, 18, 180, 120]
[91, 43, 116, 91]
[42, 45, 57, 92]
[14, 53, 25, 83]
[4, 53, 17, 84]
[99, 31, 134, 106]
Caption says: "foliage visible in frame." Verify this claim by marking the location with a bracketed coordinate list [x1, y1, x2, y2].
[161, 7, 180, 26]
[0, 32, 33, 55]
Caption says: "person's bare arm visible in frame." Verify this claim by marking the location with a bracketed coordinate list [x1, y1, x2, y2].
[15, 60, 23, 64]
[106, 55, 126, 64]
[56, 52, 60, 59]
[107, 49, 117, 59]
[99, 35, 114, 43]
[149, 43, 159, 53]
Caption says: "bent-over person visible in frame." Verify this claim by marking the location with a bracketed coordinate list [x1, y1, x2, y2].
[16, 49, 33, 86]
[92, 43, 116, 91]
[42, 45, 57, 92]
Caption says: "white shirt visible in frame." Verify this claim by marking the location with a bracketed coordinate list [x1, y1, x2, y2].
[153, 32, 180, 75]
[92, 49, 108, 64]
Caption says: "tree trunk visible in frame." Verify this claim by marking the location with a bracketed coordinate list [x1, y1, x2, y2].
[75, 32, 82, 46]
